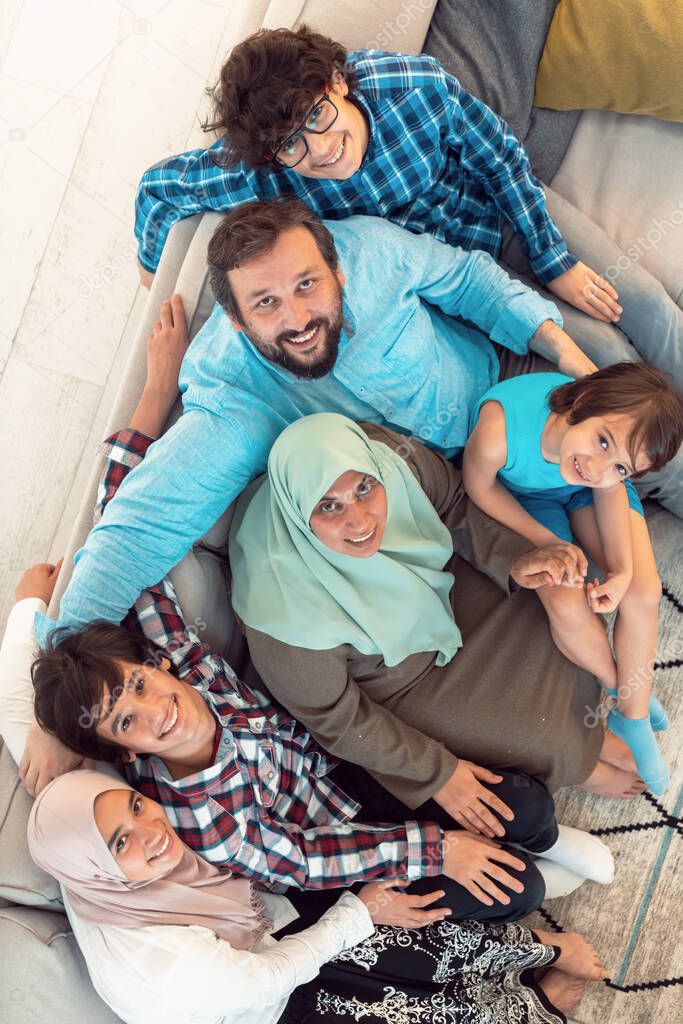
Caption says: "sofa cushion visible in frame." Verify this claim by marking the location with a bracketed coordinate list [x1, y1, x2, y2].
[0, 739, 63, 910]
[0, 904, 121, 1023]
[551, 110, 683, 307]
[263, 0, 438, 55]
[535, 0, 683, 123]
[423, 0, 580, 182]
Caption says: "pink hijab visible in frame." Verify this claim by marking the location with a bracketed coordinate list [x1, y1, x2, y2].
[27, 770, 270, 950]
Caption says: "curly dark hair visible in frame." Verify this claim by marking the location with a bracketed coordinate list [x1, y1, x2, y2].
[204, 25, 358, 168]
[549, 362, 683, 477]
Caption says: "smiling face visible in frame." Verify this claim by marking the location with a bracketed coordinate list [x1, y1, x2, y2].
[276, 73, 369, 180]
[309, 470, 387, 557]
[227, 225, 346, 379]
[93, 657, 216, 768]
[94, 789, 184, 882]
[557, 413, 651, 487]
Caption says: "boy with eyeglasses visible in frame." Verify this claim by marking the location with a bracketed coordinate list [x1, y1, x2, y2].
[135, 25, 682, 388]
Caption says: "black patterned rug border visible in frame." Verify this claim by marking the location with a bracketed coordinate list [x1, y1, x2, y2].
[653, 656, 682, 671]
[605, 976, 683, 993]
[661, 584, 682, 614]
[589, 819, 682, 838]
[537, 906, 564, 932]
[586, 789, 682, 838]
[642, 790, 681, 821]
[538, 906, 683, 995]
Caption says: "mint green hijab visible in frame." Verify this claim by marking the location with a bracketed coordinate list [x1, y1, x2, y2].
[229, 414, 462, 667]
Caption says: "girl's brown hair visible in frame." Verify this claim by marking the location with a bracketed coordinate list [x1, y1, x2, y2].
[549, 362, 683, 477]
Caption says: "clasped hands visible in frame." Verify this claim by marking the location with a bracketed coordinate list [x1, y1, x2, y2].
[511, 542, 630, 614]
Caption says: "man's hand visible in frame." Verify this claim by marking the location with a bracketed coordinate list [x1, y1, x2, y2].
[433, 761, 514, 837]
[586, 571, 632, 614]
[556, 344, 597, 380]
[129, 295, 190, 438]
[511, 543, 588, 590]
[15, 560, 63, 605]
[442, 831, 527, 906]
[19, 722, 95, 797]
[138, 260, 155, 289]
[547, 261, 622, 323]
[357, 879, 452, 928]
[145, 295, 189, 400]
[529, 320, 597, 379]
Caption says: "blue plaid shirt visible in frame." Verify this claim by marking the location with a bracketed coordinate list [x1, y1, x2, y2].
[135, 50, 575, 284]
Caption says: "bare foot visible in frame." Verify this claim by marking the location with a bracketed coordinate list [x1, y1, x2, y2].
[539, 968, 587, 1013]
[580, 760, 645, 799]
[536, 930, 607, 980]
[599, 730, 637, 774]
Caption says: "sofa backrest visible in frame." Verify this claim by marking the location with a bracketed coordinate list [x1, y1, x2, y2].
[0, 739, 62, 910]
[423, 0, 580, 181]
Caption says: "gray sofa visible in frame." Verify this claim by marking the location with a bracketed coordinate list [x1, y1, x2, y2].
[1, 2, 681, 1021]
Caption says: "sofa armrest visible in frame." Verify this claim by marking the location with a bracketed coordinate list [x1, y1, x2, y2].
[0, 904, 121, 1023]
[47, 214, 209, 619]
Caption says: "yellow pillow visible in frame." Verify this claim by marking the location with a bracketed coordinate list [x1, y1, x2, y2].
[534, 0, 683, 122]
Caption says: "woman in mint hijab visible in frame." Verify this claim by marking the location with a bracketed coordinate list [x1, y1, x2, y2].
[231, 412, 462, 668]
[230, 414, 635, 842]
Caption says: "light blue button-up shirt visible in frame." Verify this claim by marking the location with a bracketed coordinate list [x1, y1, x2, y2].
[38, 215, 560, 641]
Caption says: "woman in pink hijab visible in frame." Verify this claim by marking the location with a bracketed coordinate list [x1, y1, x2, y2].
[27, 770, 604, 1024]
[28, 768, 270, 948]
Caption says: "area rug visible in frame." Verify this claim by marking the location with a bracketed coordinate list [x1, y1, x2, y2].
[526, 502, 682, 1024]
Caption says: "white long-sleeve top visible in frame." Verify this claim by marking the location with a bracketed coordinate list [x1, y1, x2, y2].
[0, 598, 375, 1024]
[0, 597, 45, 764]
[64, 888, 373, 1024]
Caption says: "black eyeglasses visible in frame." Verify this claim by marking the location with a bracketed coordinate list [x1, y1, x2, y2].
[272, 90, 339, 168]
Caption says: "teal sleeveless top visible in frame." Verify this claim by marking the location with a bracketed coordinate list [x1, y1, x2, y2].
[470, 373, 573, 496]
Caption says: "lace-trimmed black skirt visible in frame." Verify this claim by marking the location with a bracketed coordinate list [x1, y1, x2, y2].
[279, 915, 564, 1024]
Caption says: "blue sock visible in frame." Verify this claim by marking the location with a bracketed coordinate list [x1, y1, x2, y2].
[607, 710, 669, 796]
[605, 689, 669, 732]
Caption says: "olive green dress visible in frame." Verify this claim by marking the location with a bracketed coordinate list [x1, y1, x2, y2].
[239, 424, 603, 807]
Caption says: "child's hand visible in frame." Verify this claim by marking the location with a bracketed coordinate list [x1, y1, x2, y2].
[585, 572, 632, 614]
[15, 559, 64, 605]
[441, 831, 528, 907]
[547, 261, 622, 324]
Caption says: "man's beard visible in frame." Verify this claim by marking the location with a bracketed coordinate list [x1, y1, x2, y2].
[243, 294, 344, 380]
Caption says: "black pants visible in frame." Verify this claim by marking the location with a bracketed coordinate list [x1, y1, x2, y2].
[325, 761, 558, 923]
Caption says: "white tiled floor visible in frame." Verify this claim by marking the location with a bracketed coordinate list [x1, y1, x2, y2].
[0, 0, 241, 631]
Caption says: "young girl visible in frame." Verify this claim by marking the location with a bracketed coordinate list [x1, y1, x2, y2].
[463, 363, 683, 796]
[26, 770, 606, 1023]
